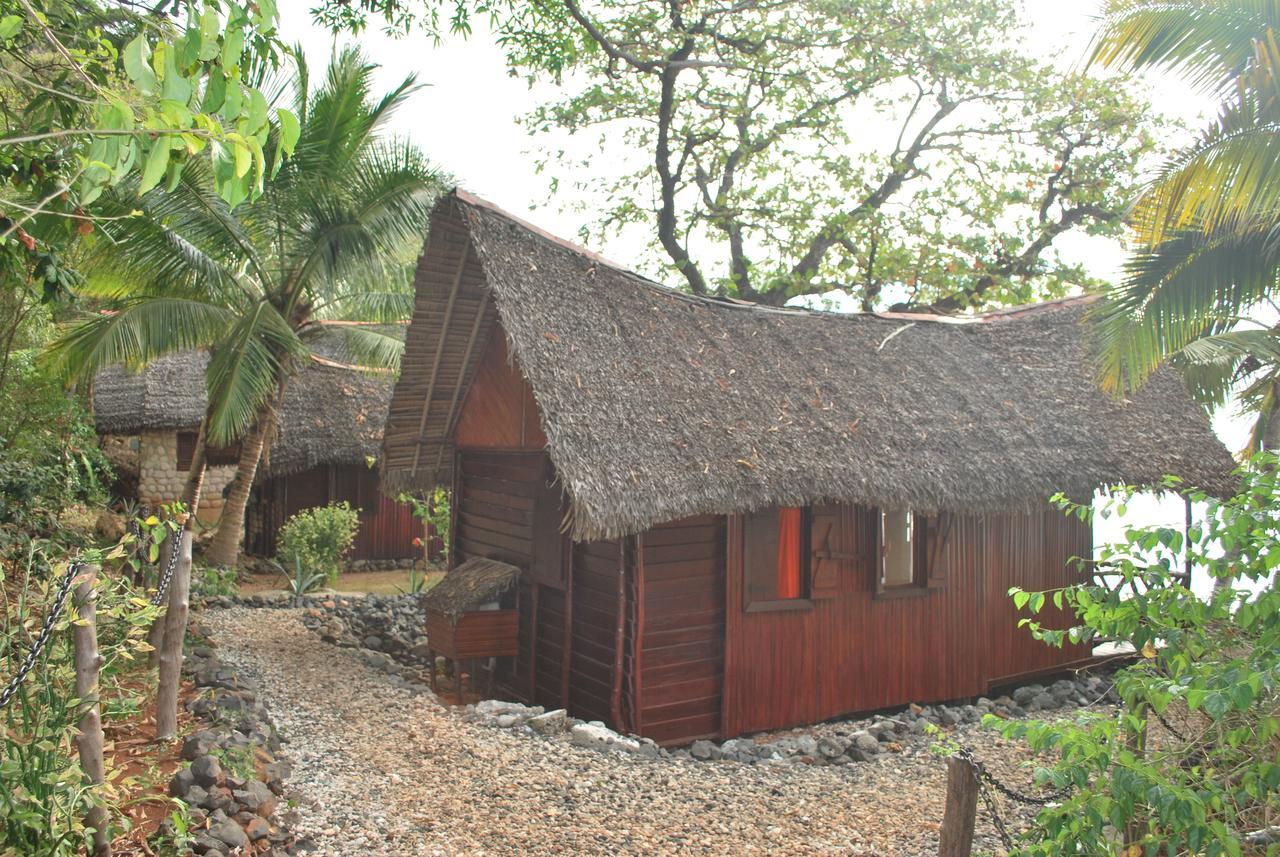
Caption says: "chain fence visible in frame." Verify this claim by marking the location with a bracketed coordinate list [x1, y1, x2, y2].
[957, 745, 1074, 851]
[1, 512, 184, 710]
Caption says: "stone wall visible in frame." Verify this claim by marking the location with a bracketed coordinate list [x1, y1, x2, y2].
[138, 429, 237, 522]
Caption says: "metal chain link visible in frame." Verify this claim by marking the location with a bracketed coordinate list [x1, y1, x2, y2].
[0, 561, 83, 710]
[149, 530, 183, 607]
[958, 745, 1076, 853]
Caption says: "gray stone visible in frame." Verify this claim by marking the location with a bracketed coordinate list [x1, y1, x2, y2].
[169, 767, 195, 798]
[817, 736, 847, 759]
[853, 732, 881, 755]
[794, 736, 818, 757]
[208, 816, 249, 849]
[1013, 684, 1043, 705]
[936, 706, 960, 727]
[245, 817, 270, 841]
[495, 714, 519, 728]
[233, 780, 277, 817]
[689, 739, 717, 761]
[363, 635, 383, 650]
[527, 709, 568, 735]
[185, 785, 209, 808]
[1030, 691, 1058, 711]
[191, 832, 229, 854]
[191, 755, 223, 788]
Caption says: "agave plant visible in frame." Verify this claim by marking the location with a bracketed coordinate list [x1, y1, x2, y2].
[46, 47, 441, 563]
[1090, 0, 1280, 452]
[282, 555, 327, 597]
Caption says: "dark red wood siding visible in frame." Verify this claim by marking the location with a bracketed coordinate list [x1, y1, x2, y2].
[246, 464, 419, 560]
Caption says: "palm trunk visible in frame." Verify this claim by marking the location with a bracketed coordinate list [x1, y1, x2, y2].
[181, 420, 209, 518]
[204, 413, 272, 568]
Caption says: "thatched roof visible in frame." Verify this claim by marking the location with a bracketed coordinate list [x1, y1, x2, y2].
[382, 190, 1238, 540]
[92, 326, 402, 476]
[421, 557, 522, 619]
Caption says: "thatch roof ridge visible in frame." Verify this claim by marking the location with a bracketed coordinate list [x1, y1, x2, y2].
[383, 191, 1237, 540]
[91, 327, 403, 476]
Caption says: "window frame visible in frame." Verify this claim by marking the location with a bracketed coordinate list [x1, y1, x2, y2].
[741, 505, 815, 613]
[874, 507, 930, 600]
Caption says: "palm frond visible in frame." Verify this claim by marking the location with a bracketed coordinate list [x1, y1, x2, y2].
[204, 303, 306, 445]
[43, 298, 235, 382]
[1093, 223, 1280, 393]
[1173, 326, 1280, 405]
[1090, 0, 1280, 95]
[313, 289, 415, 322]
[301, 322, 405, 372]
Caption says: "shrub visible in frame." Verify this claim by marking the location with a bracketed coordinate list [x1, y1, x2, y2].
[999, 456, 1280, 855]
[276, 503, 359, 587]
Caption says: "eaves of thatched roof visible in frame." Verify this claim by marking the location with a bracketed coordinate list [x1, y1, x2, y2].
[381, 191, 1238, 541]
[91, 326, 401, 476]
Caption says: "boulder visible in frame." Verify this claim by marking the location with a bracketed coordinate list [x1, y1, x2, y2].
[852, 732, 881, 756]
[190, 755, 223, 788]
[233, 780, 277, 817]
[527, 709, 568, 735]
[169, 767, 195, 798]
[817, 736, 847, 759]
[689, 739, 718, 761]
[208, 816, 248, 850]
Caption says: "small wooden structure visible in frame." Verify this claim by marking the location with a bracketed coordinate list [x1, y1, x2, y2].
[422, 557, 522, 697]
[381, 190, 1237, 744]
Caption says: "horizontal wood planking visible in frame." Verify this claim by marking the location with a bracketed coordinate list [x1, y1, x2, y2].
[424, 610, 518, 660]
[637, 516, 726, 745]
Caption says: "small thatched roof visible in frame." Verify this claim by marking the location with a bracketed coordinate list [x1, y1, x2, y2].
[92, 326, 402, 476]
[382, 191, 1238, 540]
[421, 557, 522, 619]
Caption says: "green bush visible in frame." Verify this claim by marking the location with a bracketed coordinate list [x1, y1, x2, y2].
[276, 503, 359, 587]
[999, 456, 1280, 855]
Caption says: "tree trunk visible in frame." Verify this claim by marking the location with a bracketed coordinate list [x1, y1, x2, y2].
[181, 420, 209, 518]
[938, 755, 977, 857]
[155, 530, 193, 741]
[204, 414, 272, 568]
[145, 534, 174, 670]
[73, 564, 111, 857]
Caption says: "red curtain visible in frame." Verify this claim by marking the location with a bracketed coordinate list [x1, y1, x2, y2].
[776, 507, 803, 599]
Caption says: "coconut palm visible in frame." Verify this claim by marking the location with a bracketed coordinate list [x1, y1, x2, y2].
[1091, 0, 1280, 452]
[46, 46, 440, 565]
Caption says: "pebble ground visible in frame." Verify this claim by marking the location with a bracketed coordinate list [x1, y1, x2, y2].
[201, 607, 1055, 856]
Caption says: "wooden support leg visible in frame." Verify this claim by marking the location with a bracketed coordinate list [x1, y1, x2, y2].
[73, 565, 111, 857]
[938, 755, 978, 857]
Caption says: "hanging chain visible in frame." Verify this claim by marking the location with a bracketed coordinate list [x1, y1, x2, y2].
[958, 745, 1076, 853]
[149, 530, 184, 607]
[0, 561, 83, 710]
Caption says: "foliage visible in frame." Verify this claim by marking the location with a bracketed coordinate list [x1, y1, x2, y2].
[43, 45, 440, 565]
[280, 554, 326, 596]
[0, 349, 109, 555]
[1090, 0, 1280, 452]
[277, 502, 358, 587]
[400, 564, 430, 594]
[399, 486, 449, 563]
[0, 0, 298, 291]
[0, 544, 161, 855]
[190, 562, 238, 599]
[999, 457, 1280, 855]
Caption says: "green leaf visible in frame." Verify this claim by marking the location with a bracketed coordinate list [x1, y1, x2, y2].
[202, 71, 227, 114]
[221, 23, 245, 70]
[277, 107, 299, 155]
[0, 14, 23, 40]
[139, 141, 171, 194]
[124, 34, 158, 95]
[199, 7, 221, 61]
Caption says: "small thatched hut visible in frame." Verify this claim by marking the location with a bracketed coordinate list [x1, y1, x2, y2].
[381, 190, 1237, 744]
[92, 326, 419, 560]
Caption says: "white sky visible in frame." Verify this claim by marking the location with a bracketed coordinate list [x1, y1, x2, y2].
[279, 0, 1252, 564]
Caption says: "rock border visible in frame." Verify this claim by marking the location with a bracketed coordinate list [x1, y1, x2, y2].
[160, 622, 299, 855]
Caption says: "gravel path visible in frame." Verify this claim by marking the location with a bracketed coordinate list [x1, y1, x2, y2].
[201, 607, 1050, 856]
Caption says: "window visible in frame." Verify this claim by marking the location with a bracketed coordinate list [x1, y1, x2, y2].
[175, 431, 240, 471]
[877, 508, 928, 595]
[744, 506, 808, 608]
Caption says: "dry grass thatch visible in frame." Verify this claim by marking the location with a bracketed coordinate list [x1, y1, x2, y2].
[383, 191, 1238, 540]
[421, 557, 522, 619]
[91, 326, 402, 476]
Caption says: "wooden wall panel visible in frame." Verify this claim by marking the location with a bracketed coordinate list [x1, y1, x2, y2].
[454, 334, 547, 451]
[635, 515, 726, 745]
[721, 504, 1089, 739]
[570, 538, 621, 724]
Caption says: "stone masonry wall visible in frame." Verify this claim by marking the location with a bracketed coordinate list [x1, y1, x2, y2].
[138, 429, 237, 522]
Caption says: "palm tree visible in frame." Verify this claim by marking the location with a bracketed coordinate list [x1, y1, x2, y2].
[47, 46, 440, 565]
[1091, 0, 1280, 453]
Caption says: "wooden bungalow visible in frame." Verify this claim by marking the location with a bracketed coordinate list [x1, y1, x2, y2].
[381, 190, 1237, 745]
[92, 327, 420, 561]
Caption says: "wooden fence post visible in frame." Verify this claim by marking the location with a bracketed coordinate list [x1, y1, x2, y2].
[73, 564, 111, 857]
[155, 530, 193, 741]
[939, 754, 978, 857]
[145, 534, 173, 670]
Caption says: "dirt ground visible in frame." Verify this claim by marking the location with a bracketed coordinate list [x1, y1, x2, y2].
[237, 568, 444, 597]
